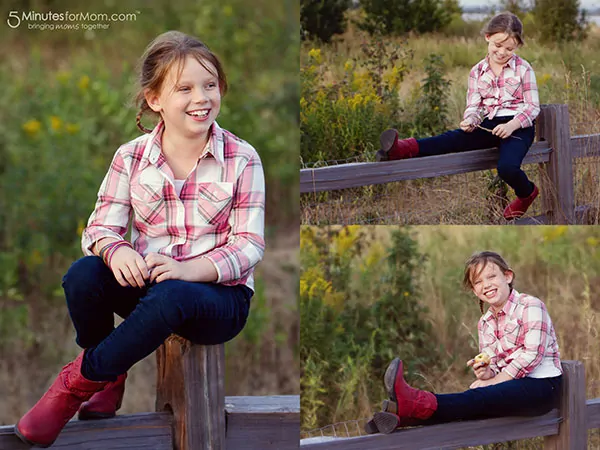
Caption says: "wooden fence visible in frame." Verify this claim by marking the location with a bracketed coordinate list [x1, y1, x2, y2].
[0, 336, 299, 450]
[300, 104, 600, 225]
[301, 361, 600, 450]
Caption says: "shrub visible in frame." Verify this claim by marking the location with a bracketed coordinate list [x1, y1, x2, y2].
[532, 0, 588, 43]
[301, 0, 351, 43]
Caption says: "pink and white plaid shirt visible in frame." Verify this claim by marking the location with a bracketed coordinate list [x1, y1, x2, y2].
[478, 290, 562, 379]
[82, 121, 265, 291]
[464, 54, 540, 129]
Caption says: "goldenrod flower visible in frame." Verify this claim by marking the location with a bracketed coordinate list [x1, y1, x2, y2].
[586, 237, 599, 247]
[307, 48, 322, 65]
[56, 70, 71, 85]
[22, 119, 42, 136]
[78, 75, 90, 91]
[65, 123, 80, 134]
[50, 115, 62, 131]
[344, 60, 353, 72]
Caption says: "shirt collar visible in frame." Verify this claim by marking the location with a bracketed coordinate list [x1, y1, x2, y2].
[141, 120, 226, 167]
[481, 54, 517, 75]
[482, 289, 518, 322]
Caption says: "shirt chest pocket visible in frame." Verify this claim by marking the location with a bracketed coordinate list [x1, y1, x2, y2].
[196, 182, 234, 225]
[477, 78, 495, 97]
[504, 77, 522, 99]
[501, 321, 521, 349]
[130, 182, 167, 227]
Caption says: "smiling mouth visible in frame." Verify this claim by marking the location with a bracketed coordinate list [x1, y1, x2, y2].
[484, 289, 497, 299]
[186, 110, 209, 118]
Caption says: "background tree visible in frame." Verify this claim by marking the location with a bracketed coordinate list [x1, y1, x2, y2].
[533, 0, 588, 43]
[301, 0, 351, 43]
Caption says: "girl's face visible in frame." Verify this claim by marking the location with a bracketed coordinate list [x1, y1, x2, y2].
[485, 32, 518, 66]
[471, 262, 514, 313]
[146, 54, 221, 145]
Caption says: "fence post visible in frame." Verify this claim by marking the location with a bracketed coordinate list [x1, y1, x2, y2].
[544, 360, 586, 450]
[156, 336, 226, 450]
[536, 104, 575, 224]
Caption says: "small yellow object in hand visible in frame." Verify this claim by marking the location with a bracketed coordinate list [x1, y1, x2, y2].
[474, 353, 491, 365]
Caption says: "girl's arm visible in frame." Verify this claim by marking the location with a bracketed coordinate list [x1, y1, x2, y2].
[463, 65, 484, 126]
[478, 319, 500, 375]
[82, 149, 132, 255]
[513, 63, 540, 129]
[503, 299, 550, 378]
[195, 150, 265, 283]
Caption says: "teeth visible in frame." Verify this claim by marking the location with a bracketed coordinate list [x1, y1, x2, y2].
[188, 110, 208, 117]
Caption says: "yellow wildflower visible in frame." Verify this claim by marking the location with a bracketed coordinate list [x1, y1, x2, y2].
[22, 119, 42, 136]
[65, 123, 80, 134]
[77, 219, 86, 236]
[50, 115, 62, 132]
[307, 48, 322, 65]
[300, 97, 307, 110]
[586, 237, 599, 247]
[78, 75, 90, 91]
[30, 249, 44, 267]
[344, 60, 353, 72]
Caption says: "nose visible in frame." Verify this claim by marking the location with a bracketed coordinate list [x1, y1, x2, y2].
[193, 88, 209, 104]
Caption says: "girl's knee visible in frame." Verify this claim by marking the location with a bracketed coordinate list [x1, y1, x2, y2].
[63, 256, 106, 288]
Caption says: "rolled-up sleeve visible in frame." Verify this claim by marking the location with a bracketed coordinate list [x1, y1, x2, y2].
[202, 151, 265, 283]
[81, 149, 132, 255]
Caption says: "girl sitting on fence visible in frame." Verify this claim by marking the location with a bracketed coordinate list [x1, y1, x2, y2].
[377, 12, 540, 220]
[366, 251, 562, 434]
[15, 30, 265, 448]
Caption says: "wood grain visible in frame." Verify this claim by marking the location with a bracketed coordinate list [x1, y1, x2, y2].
[544, 360, 586, 450]
[156, 337, 225, 450]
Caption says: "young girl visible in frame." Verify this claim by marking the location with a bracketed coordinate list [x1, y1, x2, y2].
[377, 12, 540, 220]
[367, 251, 562, 434]
[15, 31, 265, 447]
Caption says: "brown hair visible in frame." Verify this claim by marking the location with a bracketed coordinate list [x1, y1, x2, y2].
[133, 30, 228, 134]
[482, 12, 524, 47]
[463, 251, 515, 314]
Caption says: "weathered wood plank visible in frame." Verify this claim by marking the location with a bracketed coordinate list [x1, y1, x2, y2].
[300, 410, 560, 450]
[0, 413, 172, 450]
[156, 337, 225, 450]
[536, 104, 575, 224]
[225, 395, 300, 413]
[544, 360, 586, 450]
[586, 398, 600, 429]
[300, 142, 551, 193]
[571, 134, 600, 159]
[225, 395, 300, 450]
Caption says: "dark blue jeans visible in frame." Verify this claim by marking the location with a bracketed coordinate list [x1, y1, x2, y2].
[63, 256, 252, 382]
[429, 375, 562, 423]
[417, 117, 536, 198]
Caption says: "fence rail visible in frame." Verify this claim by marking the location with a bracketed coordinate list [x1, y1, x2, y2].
[300, 104, 600, 224]
[301, 361, 599, 450]
[0, 338, 300, 450]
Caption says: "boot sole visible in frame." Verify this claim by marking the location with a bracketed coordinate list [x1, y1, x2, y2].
[373, 411, 400, 434]
[78, 411, 117, 420]
[376, 129, 398, 162]
[364, 419, 379, 434]
[14, 422, 53, 448]
[384, 357, 401, 404]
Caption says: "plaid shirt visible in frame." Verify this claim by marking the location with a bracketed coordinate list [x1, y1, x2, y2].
[478, 290, 562, 379]
[82, 121, 265, 290]
[464, 54, 540, 129]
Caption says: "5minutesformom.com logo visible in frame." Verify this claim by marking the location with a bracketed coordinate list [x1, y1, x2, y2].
[7, 11, 139, 29]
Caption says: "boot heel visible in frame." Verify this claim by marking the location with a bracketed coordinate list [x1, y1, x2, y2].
[382, 399, 397, 414]
[373, 411, 400, 434]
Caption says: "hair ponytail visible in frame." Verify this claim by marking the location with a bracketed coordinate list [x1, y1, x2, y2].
[136, 101, 153, 134]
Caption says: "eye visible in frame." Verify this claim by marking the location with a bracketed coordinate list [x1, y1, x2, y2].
[206, 82, 218, 89]
[178, 86, 191, 92]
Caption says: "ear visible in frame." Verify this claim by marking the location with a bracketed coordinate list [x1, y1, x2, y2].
[485, 34, 491, 42]
[144, 89, 162, 113]
[504, 269, 514, 284]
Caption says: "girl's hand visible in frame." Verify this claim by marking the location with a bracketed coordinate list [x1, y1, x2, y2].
[470, 378, 496, 389]
[460, 119, 476, 133]
[145, 253, 193, 283]
[492, 121, 520, 139]
[466, 359, 495, 380]
[110, 246, 150, 288]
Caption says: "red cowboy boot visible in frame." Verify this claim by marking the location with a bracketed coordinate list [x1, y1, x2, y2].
[372, 358, 437, 434]
[503, 184, 539, 220]
[376, 129, 419, 161]
[15, 351, 107, 448]
[79, 373, 127, 420]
